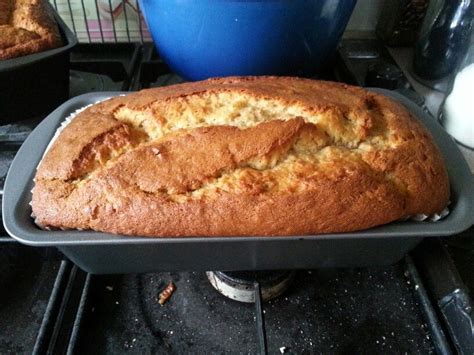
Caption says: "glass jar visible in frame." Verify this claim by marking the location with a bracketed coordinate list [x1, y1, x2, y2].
[413, 0, 474, 81]
[440, 26, 474, 149]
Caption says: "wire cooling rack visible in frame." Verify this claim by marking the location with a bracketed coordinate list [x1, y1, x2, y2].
[49, 0, 151, 43]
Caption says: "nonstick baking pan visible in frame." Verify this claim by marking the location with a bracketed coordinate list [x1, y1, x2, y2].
[0, 3, 77, 123]
[3, 89, 474, 274]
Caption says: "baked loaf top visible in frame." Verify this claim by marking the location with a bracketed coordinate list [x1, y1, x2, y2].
[32, 77, 450, 237]
[0, 0, 62, 60]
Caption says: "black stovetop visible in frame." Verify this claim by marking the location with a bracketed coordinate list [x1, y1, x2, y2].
[71, 264, 437, 354]
[0, 40, 473, 354]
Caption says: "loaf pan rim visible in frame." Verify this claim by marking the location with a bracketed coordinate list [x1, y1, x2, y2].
[3, 88, 473, 246]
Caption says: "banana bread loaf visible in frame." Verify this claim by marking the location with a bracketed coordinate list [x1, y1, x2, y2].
[0, 0, 62, 60]
[32, 77, 450, 237]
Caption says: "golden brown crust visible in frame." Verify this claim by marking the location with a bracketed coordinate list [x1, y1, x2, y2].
[32, 77, 450, 237]
[0, 0, 62, 60]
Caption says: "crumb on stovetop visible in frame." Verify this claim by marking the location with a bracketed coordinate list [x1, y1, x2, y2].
[158, 281, 176, 305]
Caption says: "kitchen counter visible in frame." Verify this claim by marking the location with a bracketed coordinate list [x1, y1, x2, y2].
[389, 47, 474, 174]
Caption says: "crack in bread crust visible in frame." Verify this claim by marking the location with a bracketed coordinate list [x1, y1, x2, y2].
[32, 77, 450, 237]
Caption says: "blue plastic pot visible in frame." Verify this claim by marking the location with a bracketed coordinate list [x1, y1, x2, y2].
[139, 0, 357, 81]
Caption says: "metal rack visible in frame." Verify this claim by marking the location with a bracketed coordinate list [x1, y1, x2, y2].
[49, 0, 151, 43]
[27, 253, 458, 355]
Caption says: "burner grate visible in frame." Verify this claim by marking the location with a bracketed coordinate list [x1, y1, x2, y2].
[0, 245, 63, 353]
[59, 261, 449, 354]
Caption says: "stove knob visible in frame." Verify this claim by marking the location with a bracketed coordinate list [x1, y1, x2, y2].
[365, 62, 404, 89]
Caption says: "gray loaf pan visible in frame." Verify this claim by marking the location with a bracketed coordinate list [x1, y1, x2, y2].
[3, 88, 474, 274]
